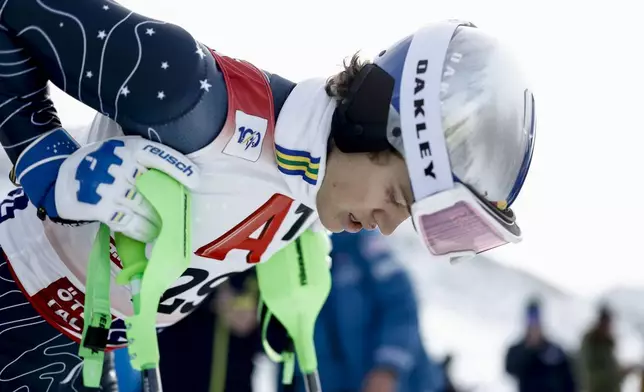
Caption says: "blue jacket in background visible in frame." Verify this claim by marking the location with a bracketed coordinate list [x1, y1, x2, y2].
[113, 347, 141, 392]
[280, 230, 444, 392]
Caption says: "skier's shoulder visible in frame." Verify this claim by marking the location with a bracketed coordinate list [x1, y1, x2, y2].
[83, 48, 292, 157]
[208, 49, 294, 121]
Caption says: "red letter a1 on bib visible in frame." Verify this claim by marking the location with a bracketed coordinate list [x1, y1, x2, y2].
[195, 194, 293, 263]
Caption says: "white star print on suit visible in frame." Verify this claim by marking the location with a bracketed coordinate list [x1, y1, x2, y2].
[195, 44, 206, 59]
[200, 79, 211, 92]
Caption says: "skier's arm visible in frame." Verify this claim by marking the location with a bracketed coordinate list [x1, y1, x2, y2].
[0, 0, 228, 163]
[364, 235, 421, 379]
[0, 28, 62, 162]
[0, 0, 225, 227]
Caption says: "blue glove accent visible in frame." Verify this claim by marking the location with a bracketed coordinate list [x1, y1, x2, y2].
[75, 139, 125, 205]
[14, 129, 79, 217]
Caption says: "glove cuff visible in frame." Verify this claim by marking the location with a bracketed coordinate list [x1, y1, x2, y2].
[14, 128, 80, 217]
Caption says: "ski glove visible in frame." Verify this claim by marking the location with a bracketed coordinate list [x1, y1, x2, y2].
[15, 129, 199, 242]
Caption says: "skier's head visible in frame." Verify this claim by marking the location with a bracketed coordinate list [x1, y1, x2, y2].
[317, 20, 536, 262]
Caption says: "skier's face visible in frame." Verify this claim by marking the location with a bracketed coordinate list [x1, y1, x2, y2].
[317, 147, 412, 235]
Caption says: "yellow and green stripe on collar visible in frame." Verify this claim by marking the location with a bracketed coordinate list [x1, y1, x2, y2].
[275, 144, 320, 185]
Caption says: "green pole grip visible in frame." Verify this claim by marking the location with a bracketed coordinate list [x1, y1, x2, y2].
[114, 169, 192, 371]
[256, 230, 332, 375]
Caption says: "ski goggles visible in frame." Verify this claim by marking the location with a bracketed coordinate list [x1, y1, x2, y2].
[390, 21, 535, 262]
[411, 181, 522, 262]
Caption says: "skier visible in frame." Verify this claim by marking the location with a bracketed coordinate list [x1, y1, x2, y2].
[0, 0, 536, 390]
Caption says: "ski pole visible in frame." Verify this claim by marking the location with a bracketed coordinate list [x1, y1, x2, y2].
[80, 169, 192, 392]
[256, 230, 332, 392]
[79, 223, 113, 389]
[113, 233, 164, 392]
[303, 371, 322, 392]
[114, 169, 192, 392]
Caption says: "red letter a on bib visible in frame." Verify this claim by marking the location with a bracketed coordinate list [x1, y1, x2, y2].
[195, 194, 293, 264]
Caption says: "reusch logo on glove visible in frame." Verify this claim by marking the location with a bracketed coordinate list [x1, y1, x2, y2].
[143, 145, 195, 177]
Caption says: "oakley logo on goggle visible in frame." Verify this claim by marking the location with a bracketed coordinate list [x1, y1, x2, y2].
[412, 59, 436, 180]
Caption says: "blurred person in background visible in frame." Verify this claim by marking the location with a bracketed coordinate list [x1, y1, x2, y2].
[277, 230, 445, 392]
[505, 297, 577, 392]
[157, 269, 262, 392]
[578, 304, 639, 392]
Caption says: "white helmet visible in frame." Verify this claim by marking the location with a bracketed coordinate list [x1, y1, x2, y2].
[330, 20, 536, 262]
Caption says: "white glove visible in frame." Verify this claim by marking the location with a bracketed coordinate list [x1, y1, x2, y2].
[55, 136, 200, 242]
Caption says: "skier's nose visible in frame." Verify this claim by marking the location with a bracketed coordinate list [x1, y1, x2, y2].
[373, 206, 410, 235]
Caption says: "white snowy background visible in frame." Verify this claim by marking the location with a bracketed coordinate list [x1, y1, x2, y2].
[2, 0, 644, 390]
[387, 226, 644, 392]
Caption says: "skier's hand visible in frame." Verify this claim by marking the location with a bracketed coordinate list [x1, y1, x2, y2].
[52, 135, 199, 242]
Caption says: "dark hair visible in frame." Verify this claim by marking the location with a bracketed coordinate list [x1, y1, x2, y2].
[325, 53, 400, 165]
[325, 52, 370, 101]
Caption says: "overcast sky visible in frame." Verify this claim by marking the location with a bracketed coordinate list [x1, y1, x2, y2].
[47, 0, 644, 297]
